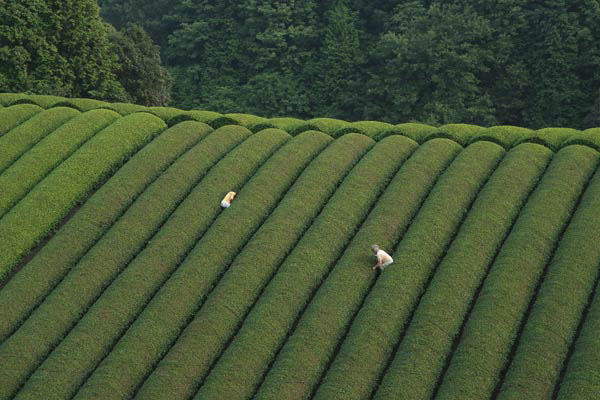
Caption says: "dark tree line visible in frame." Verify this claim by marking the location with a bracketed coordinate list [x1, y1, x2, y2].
[97, 0, 600, 128]
[2, 0, 599, 127]
[0, 0, 171, 106]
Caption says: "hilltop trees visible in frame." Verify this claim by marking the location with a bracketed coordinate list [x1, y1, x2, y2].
[97, 0, 177, 49]
[366, 2, 496, 125]
[308, 0, 364, 120]
[164, 1, 247, 111]
[164, 0, 320, 115]
[119, 0, 600, 128]
[2, 0, 600, 128]
[0, 0, 125, 100]
[585, 91, 600, 128]
[516, 0, 590, 128]
[467, 0, 600, 128]
[106, 24, 172, 106]
[466, 0, 530, 126]
[0, 0, 171, 105]
[238, 0, 319, 116]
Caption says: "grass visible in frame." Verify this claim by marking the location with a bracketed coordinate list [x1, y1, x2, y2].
[193, 135, 419, 400]
[370, 143, 552, 400]
[0, 121, 213, 342]
[0, 104, 43, 136]
[0, 113, 166, 282]
[75, 133, 372, 400]
[0, 107, 80, 173]
[496, 164, 600, 399]
[0, 109, 120, 218]
[1, 93, 600, 399]
[434, 145, 599, 400]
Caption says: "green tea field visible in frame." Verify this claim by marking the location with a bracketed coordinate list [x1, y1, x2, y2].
[0, 93, 599, 400]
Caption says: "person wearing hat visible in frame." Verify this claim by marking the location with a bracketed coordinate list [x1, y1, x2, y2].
[221, 191, 237, 208]
[371, 244, 393, 271]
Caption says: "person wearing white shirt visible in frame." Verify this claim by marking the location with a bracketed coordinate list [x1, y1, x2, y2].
[371, 244, 393, 271]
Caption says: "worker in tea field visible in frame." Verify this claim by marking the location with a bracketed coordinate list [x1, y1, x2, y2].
[221, 191, 237, 208]
[371, 244, 393, 271]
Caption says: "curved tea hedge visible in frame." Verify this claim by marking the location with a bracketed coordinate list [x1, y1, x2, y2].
[0, 107, 80, 173]
[0, 112, 166, 281]
[3, 93, 600, 150]
[369, 143, 552, 400]
[0, 93, 599, 400]
[496, 152, 600, 400]
[0, 109, 119, 218]
[0, 104, 43, 136]
[77, 134, 372, 400]
[0, 120, 214, 343]
[15, 129, 294, 400]
[257, 140, 501, 400]
[149, 135, 414, 400]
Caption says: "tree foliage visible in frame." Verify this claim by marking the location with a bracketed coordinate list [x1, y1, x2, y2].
[3, 0, 600, 128]
[308, 0, 364, 120]
[585, 89, 600, 128]
[366, 2, 496, 125]
[106, 24, 172, 106]
[162, 0, 600, 128]
[0, 0, 125, 100]
[97, 0, 178, 49]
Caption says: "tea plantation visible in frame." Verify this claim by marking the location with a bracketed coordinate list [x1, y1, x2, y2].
[0, 93, 599, 399]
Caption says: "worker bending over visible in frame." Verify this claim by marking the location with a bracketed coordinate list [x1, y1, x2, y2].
[221, 191, 236, 208]
[371, 244, 393, 271]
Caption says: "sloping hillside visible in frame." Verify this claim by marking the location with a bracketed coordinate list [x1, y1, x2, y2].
[0, 93, 598, 400]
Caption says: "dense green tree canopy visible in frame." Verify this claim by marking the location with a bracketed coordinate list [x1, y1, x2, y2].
[0, 0, 125, 99]
[366, 2, 496, 125]
[4, 0, 600, 128]
[308, 0, 364, 120]
[97, 0, 600, 128]
[0, 0, 170, 105]
[106, 24, 171, 106]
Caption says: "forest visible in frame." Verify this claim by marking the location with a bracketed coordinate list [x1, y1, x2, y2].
[1, 0, 600, 129]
